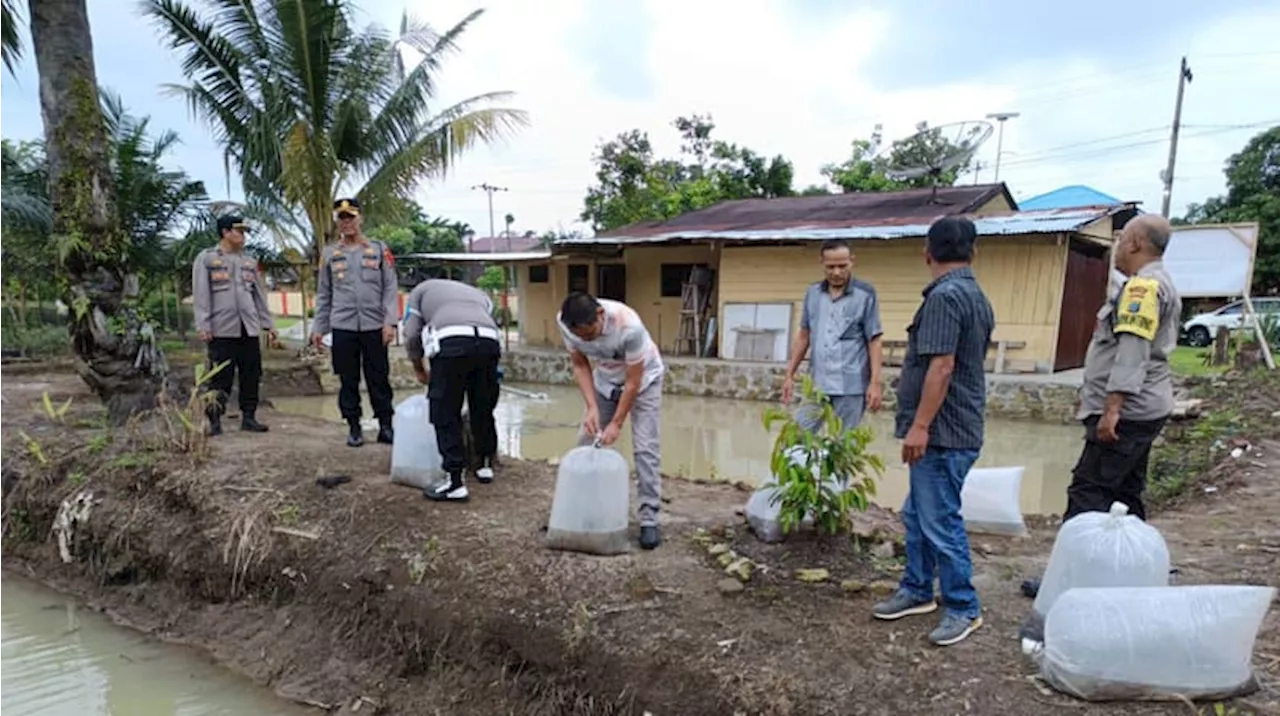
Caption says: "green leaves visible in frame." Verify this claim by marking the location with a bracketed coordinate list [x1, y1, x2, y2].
[761, 375, 885, 538]
[144, 0, 527, 258]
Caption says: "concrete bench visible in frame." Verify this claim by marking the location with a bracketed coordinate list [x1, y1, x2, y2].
[881, 339, 1028, 374]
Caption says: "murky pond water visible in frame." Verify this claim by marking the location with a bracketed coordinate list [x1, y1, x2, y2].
[1, 575, 311, 716]
[273, 382, 1084, 516]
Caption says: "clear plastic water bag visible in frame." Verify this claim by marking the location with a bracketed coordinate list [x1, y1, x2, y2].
[1023, 501, 1171, 643]
[745, 447, 844, 543]
[959, 466, 1027, 536]
[389, 394, 444, 490]
[1040, 585, 1277, 701]
[545, 445, 631, 555]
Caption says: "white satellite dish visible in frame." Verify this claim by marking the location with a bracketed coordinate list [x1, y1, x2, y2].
[875, 121, 995, 202]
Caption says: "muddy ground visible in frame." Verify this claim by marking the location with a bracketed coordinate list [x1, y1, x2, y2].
[2, 366, 1279, 716]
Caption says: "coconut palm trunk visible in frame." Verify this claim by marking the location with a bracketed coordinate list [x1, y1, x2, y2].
[28, 0, 168, 420]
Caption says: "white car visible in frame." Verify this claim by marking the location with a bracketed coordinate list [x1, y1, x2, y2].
[1181, 297, 1280, 347]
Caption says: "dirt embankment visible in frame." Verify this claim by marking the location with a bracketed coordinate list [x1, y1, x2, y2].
[2, 366, 1279, 716]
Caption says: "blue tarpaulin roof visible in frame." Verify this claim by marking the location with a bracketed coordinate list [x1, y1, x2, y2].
[1018, 185, 1122, 210]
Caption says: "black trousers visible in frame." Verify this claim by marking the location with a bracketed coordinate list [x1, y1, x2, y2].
[1064, 414, 1168, 522]
[428, 335, 501, 474]
[331, 329, 394, 423]
[207, 325, 262, 415]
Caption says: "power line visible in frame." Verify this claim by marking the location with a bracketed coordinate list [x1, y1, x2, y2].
[469, 183, 508, 251]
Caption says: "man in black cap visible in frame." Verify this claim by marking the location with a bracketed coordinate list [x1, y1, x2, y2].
[191, 215, 277, 435]
[311, 197, 400, 447]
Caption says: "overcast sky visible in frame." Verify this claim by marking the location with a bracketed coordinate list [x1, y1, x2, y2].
[2, 0, 1278, 239]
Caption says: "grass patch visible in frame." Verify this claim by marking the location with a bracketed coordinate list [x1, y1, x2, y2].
[275, 316, 300, 331]
[1168, 345, 1227, 377]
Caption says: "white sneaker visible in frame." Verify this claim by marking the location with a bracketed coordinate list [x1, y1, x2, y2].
[475, 457, 495, 484]
[424, 478, 469, 502]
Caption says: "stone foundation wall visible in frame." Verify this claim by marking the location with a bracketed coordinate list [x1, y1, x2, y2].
[500, 348, 1085, 425]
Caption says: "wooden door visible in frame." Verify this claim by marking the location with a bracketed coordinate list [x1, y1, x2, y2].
[598, 264, 626, 302]
[1054, 245, 1109, 371]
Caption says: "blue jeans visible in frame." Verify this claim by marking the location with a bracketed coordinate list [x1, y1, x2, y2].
[898, 447, 981, 619]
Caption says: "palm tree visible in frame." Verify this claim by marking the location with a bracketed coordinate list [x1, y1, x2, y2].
[2, 0, 22, 75]
[27, 0, 173, 419]
[143, 0, 528, 260]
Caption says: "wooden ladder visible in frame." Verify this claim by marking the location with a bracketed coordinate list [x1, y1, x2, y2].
[674, 268, 711, 357]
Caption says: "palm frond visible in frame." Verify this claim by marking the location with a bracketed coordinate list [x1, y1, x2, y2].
[2, 0, 23, 76]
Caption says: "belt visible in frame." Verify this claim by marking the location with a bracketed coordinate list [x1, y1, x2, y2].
[434, 325, 500, 342]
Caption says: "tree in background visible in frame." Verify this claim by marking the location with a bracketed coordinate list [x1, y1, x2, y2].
[26, 0, 168, 417]
[1180, 125, 1280, 295]
[145, 0, 528, 260]
[2, 0, 21, 75]
[821, 122, 978, 193]
[581, 114, 795, 232]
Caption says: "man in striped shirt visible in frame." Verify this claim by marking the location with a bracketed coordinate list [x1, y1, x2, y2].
[871, 216, 995, 647]
[558, 292, 667, 550]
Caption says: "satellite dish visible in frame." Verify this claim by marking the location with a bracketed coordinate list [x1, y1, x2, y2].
[876, 121, 995, 202]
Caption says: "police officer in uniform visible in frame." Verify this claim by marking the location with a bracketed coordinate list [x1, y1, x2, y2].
[192, 215, 277, 436]
[402, 278, 503, 502]
[311, 197, 400, 447]
[1019, 214, 1183, 624]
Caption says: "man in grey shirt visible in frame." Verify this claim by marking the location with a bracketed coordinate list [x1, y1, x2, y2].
[191, 214, 277, 436]
[782, 239, 885, 430]
[1019, 214, 1182, 610]
[403, 278, 503, 503]
[310, 197, 400, 447]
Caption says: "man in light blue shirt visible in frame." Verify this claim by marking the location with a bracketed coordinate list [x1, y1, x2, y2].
[782, 239, 885, 431]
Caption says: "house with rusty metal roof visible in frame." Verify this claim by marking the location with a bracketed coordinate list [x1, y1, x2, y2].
[463, 182, 1138, 373]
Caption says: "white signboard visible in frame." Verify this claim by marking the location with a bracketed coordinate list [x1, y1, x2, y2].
[1162, 223, 1259, 298]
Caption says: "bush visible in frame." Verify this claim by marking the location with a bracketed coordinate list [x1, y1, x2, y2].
[1, 323, 70, 358]
[760, 375, 884, 536]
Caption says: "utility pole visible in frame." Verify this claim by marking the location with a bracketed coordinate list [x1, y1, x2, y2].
[985, 112, 1020, 183]
[1160, 56, 1194, 218]
[470, 183, 508, 252]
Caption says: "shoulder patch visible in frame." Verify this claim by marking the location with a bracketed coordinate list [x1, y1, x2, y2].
[383, 245, 395, 267]
[1113, 276, 1160, 341]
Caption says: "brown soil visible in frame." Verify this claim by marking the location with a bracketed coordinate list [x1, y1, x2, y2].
[2, 367, 1279, 716]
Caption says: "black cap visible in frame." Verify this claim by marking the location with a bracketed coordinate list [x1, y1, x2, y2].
[216, 215, 250, 233]
[333, 197, 361, 216]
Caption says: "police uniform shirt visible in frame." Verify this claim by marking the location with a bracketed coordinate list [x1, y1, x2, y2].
[312, 238, 399, 334]
[192, 247, 274, 338]
[1078, 260, 1182, 421]
[402, 279, 500, 362]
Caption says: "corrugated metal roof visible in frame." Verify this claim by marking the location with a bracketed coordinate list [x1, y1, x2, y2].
[556, 206, 1119, 246]
[405, 250, 553, 263]
[584, 183, 1016, 242]
[1018, 184, 1123, 210]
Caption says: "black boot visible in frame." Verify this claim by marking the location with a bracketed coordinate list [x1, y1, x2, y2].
[424, 471, 468, 502]
[207, 410, 223, 437]
[240, 410, 269, 433]
[639, 525, 662, 550]
[376, 420, 394, 445]
[346, 420, 364, 448]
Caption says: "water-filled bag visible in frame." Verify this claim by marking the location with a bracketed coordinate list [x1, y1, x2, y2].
[1039, 585, 1276, 701]
[959, 466, 1027, 536]
[389, 394, 444, 489]
[545, 445, 631, 555]
[1023, 501, 1170, 642]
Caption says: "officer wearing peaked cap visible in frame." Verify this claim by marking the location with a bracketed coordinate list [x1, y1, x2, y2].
[192, 215, 277, 436]
[311, 197, 400, 447]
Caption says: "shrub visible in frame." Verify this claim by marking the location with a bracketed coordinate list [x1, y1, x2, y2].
[760, 374, 884, 536]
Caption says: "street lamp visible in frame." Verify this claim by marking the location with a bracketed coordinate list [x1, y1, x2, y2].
[985, 111, 1020, 183]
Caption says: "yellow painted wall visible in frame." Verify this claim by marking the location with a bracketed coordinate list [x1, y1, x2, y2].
[716, 235, 1068, 370]
[518, 247, 716, 352]
[974, 193, 1014, 214]
[624, 245, 717, 352]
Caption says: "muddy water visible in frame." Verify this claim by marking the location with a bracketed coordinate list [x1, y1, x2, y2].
[1, 575, 311, 716]
[273, 382, 1084, 516]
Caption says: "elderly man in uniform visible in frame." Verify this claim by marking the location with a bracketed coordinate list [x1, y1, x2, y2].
[782, 238, 885, 430]
[192, 215, 277, 436]
[402, 278, 503, 502]
[310, 197, 400, 447]
[558, 292, 666, 550]
[1019, 214, 1183, 615]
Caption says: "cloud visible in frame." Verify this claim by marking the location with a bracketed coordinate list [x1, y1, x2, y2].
[2, 0, 1276, 242]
